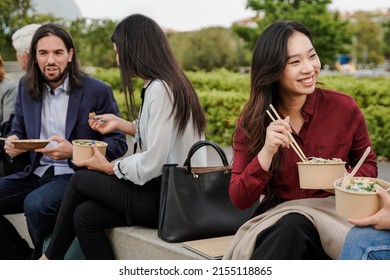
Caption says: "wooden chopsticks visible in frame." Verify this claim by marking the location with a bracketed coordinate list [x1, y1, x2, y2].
[266, 104, 308, 162]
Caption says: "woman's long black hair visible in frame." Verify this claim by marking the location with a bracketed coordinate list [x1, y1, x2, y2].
[111, 14, 206, 136]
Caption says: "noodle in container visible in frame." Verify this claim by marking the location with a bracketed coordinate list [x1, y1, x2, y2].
[72, 139, 108, 161]
[334, 177, 390, 219]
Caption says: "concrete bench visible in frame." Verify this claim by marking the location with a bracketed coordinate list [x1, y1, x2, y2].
[6, 213, 206, 260]
[5, 146, 232, 259]
[108, 226, 205, 259]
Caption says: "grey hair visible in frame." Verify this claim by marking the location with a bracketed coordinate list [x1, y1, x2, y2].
[12, 24, 42, 55]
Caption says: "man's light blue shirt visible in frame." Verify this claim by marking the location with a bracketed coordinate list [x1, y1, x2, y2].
[34, 76, 74, 177]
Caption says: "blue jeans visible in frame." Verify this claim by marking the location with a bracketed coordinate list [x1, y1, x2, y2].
[0, 168, 72, 259]
[24, 173, 72, 258]
[339, 226, 390, 260]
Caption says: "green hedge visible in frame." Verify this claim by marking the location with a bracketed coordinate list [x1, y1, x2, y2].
[319, 75, 390, 159]
[198, 90, 247, 146]
[319, 75, 390, 107]
[92, 68, 390, 159]
[362, 105, 390, 160]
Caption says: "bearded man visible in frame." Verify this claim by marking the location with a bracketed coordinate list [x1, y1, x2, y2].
[0, 23, 127, 259]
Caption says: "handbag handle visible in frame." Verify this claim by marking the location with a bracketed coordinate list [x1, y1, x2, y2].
[184, 140, 230, 172]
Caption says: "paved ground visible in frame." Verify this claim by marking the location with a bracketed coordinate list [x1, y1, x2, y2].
[377, 162, 390, 182]
[206, 146, 390, 182]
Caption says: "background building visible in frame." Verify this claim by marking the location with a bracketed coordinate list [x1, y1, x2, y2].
[32, 0, 83, 20]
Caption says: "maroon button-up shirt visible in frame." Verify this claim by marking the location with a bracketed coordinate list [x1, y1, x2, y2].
[229, 88, 378, 210]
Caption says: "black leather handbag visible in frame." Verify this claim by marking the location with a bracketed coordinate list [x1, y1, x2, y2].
[158, 140, 255, 242]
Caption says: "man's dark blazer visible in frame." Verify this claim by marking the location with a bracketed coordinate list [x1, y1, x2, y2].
[5, 74, 128, 179]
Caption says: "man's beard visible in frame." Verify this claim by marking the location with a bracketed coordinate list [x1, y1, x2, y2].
[44, 64, 69, 84]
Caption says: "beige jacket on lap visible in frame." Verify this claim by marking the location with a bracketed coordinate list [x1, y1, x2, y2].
[223, 196, 352, 260]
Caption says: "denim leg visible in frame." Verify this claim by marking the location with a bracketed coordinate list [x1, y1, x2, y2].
[339, 226, 390, 260]
[24, 174, 72, 259]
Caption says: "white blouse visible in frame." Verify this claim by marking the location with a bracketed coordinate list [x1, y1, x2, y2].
[114, 80, 206, 185]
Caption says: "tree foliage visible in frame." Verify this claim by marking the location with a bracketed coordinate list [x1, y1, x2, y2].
[168, 27, 250, 71]
[0, 0, 63, 59]
[0, 0, 118, 68]
[67, 18, 118, 68]
[0, 0, 43, 59]
[347, 12, 384, 67]
[1, 0, 389, 71]
[233, 0, 351, 68]
[384, 19, 390, 60]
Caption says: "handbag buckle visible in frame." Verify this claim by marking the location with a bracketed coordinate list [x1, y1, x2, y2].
[191, 171, 199, 178]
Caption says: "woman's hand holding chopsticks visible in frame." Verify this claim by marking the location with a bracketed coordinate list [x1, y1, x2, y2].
[257, 116, 293, 171]
[266, 105, 308, 162]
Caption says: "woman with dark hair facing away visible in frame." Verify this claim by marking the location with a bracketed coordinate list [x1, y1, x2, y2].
[223, 20, 377, 260]
[40, 14, 206, 260]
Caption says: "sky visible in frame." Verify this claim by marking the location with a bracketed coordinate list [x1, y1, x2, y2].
[74, 0, 390, 32]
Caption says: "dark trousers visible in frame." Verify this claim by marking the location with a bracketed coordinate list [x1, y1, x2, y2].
[251, 213, 331, 260]
[0, 216, 32, 259]
[45, 170, 161, 260]
[0, 167, 72, 259]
